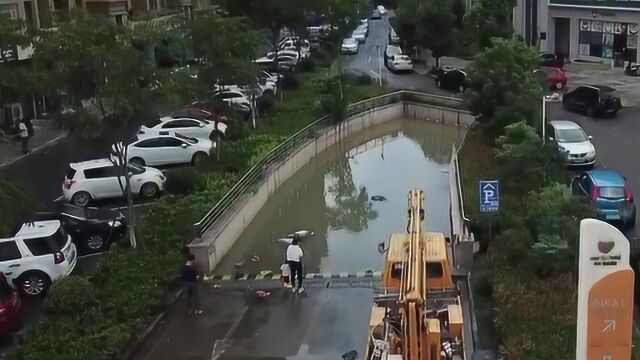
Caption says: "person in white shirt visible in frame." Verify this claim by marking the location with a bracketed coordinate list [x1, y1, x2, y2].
[286, 238, 304, 293]
[19, 120, 29, 155]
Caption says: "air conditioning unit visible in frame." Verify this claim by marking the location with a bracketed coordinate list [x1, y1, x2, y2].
[3, 103, 23, 129]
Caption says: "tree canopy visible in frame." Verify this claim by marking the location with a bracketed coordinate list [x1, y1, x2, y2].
[464, 38, 542, 136]
[464, 0, 515, 49]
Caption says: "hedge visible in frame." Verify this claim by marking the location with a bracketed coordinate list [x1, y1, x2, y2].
[12, 70, 385, 359]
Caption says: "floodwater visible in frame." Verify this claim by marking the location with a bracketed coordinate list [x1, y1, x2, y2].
[216, 118, 465, 274]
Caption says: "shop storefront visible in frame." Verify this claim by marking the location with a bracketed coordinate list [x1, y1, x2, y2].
[542, 4, 640, 65]
[578, 19, 638, 61]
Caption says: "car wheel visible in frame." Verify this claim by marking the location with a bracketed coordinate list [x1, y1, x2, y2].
[129, 157, 145, 167]
[71, 191, 91, 207]
[140, 182, 159, 198]
[586, 106, 595, 117]
[191, 152, 208, 165]
[555, 82, 563, 90]
[85, 233, 106, 253]
[18, 272, 51, 297]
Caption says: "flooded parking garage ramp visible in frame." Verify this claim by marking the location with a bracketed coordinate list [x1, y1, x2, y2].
[215, 119, 466, 275]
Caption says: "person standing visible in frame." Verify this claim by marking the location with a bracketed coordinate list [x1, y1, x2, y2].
[286, 238, 304, 293]
[19, 120, 29, 155]
[181, 253, 203, 314]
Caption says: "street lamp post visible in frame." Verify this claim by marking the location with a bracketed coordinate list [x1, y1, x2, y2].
[377, 43, 382, 87]
[541, 94, 559, 145]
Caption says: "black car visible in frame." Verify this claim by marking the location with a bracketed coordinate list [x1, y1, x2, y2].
[435, 68, 469, 93]
[562, 85, 622, 118]
[21, 204, 127, 254]
[539, 52, 564, 68]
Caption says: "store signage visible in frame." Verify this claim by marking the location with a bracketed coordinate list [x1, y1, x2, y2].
[576, 219, 634, 360]
[552, 0, 640, 10]
[629, 24, 639, 34]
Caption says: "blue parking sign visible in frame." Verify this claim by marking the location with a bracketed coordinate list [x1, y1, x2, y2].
[479, 180, 499, 213]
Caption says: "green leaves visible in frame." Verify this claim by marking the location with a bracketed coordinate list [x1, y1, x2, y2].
[464, 0, 515, 49]
[465, 38, 542, 137]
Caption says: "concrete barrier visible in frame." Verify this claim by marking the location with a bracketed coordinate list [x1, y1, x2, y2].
[190, 102, 471, 272]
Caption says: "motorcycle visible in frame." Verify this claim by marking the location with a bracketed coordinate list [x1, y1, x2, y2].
[625, 63, 640, 76]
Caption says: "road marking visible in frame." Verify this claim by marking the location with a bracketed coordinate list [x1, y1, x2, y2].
[211, 306, 248, 360]
[369, 70, 380, 78]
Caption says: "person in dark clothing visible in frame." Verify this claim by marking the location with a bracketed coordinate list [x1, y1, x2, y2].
[181, 254, 203, 314]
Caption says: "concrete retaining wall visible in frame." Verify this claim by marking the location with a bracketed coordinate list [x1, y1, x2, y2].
[190, 102, 470, 272]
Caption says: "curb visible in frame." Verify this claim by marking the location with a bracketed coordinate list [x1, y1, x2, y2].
[205, 271, 383, 281]
[0, 133, 67, 170]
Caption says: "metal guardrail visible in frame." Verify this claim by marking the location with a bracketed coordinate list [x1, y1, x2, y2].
[192, 90, 467, 238]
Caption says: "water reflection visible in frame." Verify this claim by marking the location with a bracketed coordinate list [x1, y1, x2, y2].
[216, 119, 464, 274]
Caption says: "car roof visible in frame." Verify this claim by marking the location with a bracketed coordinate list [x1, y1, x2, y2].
[14, 220, 61, 238]
[587, 170, 626, 186]
[69, 158, 114, 170]
[583, 85, 616, 92]
[548, 120, 582, 129]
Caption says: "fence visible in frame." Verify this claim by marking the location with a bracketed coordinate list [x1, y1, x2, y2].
[192, 90, 468, 238]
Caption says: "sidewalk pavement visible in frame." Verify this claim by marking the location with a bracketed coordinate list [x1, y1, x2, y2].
[130, 281, 374, 360]
[0, 120, 67, 169]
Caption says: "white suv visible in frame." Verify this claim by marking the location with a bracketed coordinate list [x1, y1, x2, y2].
[139, 117, 226, 139]
[0, 220, 77, 296]
[113, 132, 214, 167]
[62, 158, 166, 206]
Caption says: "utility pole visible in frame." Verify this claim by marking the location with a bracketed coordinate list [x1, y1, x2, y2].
[377, 43, 382, 87]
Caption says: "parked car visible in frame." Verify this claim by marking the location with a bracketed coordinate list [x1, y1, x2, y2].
[352, 28, 366, 43]
[387, 54, 413, 73]
[534, 66, 568, 90]
[139, 117, 225, 139]
[389, 28, 400, 44]
[0, 220, 77, 296]
[212, 88, 253, 114]
[63, 159, 166, 206]
[341, 38, 359, 54]
[25, 203, 127, 254]
[357, 24, 368, 38]
[113, 132, 213, 168]
[539, 52, 564, 68]
[377, 5, 387, 15]
[264, 49, 301, 64]
[254, 54, 298, 72]
[571, 169, 636, 228]
[309, 37, 320, 49]
[0, 273, 21, 335]
[562, 85, 622, 118]
[384, 45, 402, 66]
[370, 10, 382, 19]
[546, 120, 596, 166]
[182, 101, 230, 122]
[435, 68, 468, 92]
[278, 38, 311, 58]
[161, 107, 227, 124]
[258, 69, 282, 85]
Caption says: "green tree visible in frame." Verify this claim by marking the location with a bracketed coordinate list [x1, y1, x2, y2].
[395, 0, 419, 51]
[415, 0, 456, 68]
[451, 0, 466, 29]
[0, 14, 29, 110]
[181, 10, 262, 88]
[464, 38, 542, 136]
[494, 121, 564, 195]
[314, 73, 350, 124]
[464, 0, 515, 49]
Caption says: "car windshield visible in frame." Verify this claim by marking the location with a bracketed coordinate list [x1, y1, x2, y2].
[174, 133, 198, 144]
[556, 128, 587, 143]
[147, 118, 162, 127]
[600, 186, 625, 199]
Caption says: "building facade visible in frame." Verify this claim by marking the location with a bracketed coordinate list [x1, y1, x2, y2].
[514, 0, 640, 66]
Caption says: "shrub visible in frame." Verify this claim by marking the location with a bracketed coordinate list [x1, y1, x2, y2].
[45, 276, 96, 316]
[321, 40, 337, 55]
[280, 73, 301, 90]
[256, 94, 275, 114]
[0, 179, 39, 236]
[164, 167, 206, 195]
[224, 119, 249, 141]
[300, 57, 316, 73]
[493, 226, 533, 267]
[355, 74, 373, 86]
[312, 48, 331, 66]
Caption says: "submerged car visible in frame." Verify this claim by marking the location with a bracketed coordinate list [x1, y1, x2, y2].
[547, 120, 595, 166]
[571, 169, 636, 228]
[341, 38, 359, 54]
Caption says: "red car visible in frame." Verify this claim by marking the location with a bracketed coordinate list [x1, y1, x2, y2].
[181, 101, 229, 123]
[534, 67, 568, 90]
[0, 273, 21, 335]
